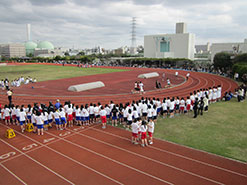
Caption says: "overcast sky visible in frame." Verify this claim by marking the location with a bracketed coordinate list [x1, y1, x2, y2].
[0, 0, 247, 49]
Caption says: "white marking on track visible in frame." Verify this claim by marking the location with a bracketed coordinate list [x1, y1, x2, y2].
[0, 139, 75, 185]
[0, 163, 27, 185]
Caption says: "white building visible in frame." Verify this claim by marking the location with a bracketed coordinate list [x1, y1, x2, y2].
[211, 39, 247, 62]
[0, 43, 26, 58]
[144, 22, 195, 60]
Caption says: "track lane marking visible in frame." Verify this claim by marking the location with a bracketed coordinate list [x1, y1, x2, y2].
[65, 127, 224, 185]
[0, 163, 27, 185]
[0, 139, 75, 185]
[1, 124, 123, 185]
[91, 127, 247, 178]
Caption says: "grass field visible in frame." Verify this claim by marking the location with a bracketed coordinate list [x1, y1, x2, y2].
[154, 98, 247, 162]
[0, 64, 127, 82]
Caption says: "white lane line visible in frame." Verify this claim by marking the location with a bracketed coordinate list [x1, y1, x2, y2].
[1, 124, 123, 185]
[0, 139, 75, 185]
[92, 127, 247, 178]
[45, 129, 173, 185]
[0, 124, 96, 164]
[0, 163, 27, 185]
[67, 128, 224, 185]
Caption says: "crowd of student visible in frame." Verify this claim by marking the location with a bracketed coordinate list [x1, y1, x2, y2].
[0, 84, 246, 147]
[0, 76, 37, 90]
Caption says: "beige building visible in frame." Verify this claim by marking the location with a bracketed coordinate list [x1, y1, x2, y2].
[0, 43, 26, 58]
[144, 22, 195, 60]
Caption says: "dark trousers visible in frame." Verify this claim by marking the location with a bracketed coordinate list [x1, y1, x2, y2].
[8, 96, 12, 106]
[193, 109, 198, 118]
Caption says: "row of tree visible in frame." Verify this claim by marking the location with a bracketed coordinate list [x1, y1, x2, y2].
[214, 52, 247, 82]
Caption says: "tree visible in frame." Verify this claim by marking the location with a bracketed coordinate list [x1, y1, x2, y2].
[64, 52, 70, 56]
[213, 52, 233, 71]
[233, 53, 247, 64]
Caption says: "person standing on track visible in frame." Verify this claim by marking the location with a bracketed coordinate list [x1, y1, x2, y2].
[139, 81, 144, 95]
[35, 110, 44, 135]
[186, 72, 190, 81]
[131, 119, 139, 144]
[147, 118, 155, 145]
[140, 120, 148, 147]
[99, 105, 107, 129]
[7, 89, 13, 106]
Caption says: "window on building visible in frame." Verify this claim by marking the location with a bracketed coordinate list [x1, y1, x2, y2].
[160, 41, 170, 52]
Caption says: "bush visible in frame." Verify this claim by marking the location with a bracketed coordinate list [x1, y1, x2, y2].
[232, 63, 247, 81]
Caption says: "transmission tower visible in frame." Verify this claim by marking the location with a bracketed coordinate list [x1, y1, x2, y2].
[130, 17, 137, 55]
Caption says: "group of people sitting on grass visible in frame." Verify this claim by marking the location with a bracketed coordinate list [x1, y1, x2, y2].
[1, 84, 246, 146]
[0, 76, 37, 90]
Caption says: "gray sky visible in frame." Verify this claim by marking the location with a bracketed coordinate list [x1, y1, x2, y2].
[0, 0, 246, 49]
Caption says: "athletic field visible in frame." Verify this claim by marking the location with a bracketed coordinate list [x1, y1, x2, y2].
[0, 63, 246, 185]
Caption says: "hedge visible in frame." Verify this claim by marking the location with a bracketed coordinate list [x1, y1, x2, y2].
[232, 63, 247, 79]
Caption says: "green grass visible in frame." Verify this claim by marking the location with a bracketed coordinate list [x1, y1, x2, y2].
[0, 64, 127, 82]
[155, 98, 247, 162]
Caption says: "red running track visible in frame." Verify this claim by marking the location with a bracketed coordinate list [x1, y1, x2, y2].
[0, 64, 239, 106]
[0, 123, 246, 185]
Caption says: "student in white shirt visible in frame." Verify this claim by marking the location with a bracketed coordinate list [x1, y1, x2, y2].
[3, 105, 11, 125]
[169, 98, 175, 118]
[35, 111, 44, 135]
[148, 118, 155, 145]
[75, 105, 81, 126]
[99, 106, 107, 129]
[42, 111, 49, 131]
[66, 104, 74, 127]
[59, 108, 67, 129]
[179, 98, 185, 114]
[140, 120, 148, 147]
[131, 119, 139, 144]
[161, 98, 168, 118]
[89, 103, 95, 124]
[54, 109, 62, 130]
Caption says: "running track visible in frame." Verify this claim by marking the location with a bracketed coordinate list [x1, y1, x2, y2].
[0, 64, 246, 184]
[0, 123, 246, 184]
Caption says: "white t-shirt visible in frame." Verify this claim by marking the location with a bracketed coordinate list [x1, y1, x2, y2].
[133, 110, 139, 118]
[35, 115, 44, 125]
[54, 111, 60, 119]
[142, 104, 148, 113]
[99, 109, 107, 116]
[162, 102, 167, 110]
[94, 107, 99, 115]
[148, 121, 155, 133]
[127, 112, 133, 121]
[105, 107, 111, 115]
[19, 111, 26, 122]
[180, 100, 185, 107]
[4, 108, 10, 117]
[59, 111, 66, 118]
[89, 106, 94, 114]
[75, 109, 81, 117]
[140, 125, 147, 133]
[42, 112, 48, 121]
[147, 108, 153, 117]
[152, 108, 157, 117]
[66, 107, 73, 115]
[131, 122, 139, 134]
[170, 101, 175, 110]
[48, 112, 54, 120]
